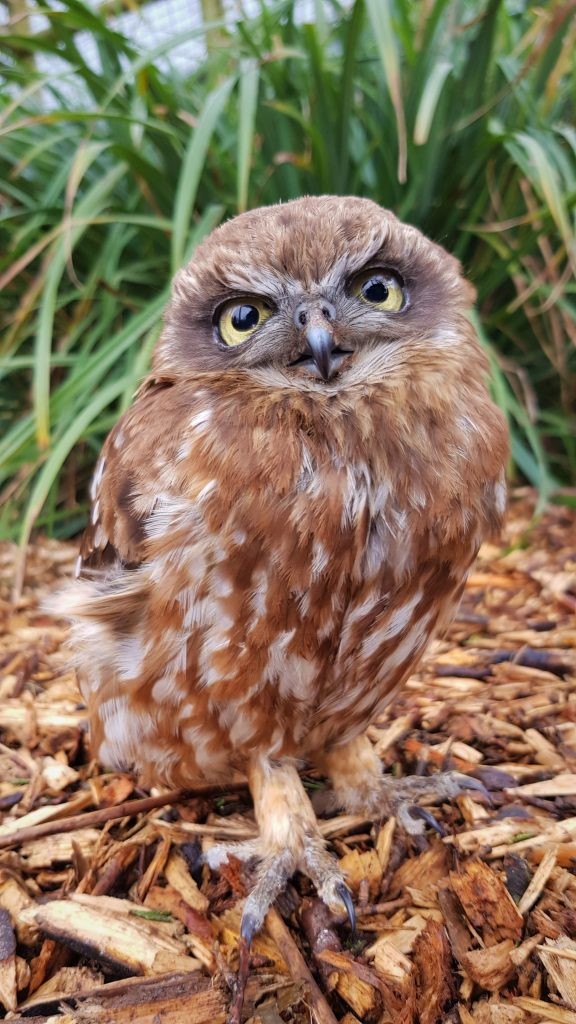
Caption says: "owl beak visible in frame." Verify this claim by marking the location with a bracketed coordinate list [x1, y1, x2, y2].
[303, 325, 336, 381]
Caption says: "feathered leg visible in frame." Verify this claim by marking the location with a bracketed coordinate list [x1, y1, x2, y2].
[205, 757, 354, 940]
[209, 757, 354, 1024]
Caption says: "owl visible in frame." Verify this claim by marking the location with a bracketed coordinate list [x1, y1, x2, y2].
[59, 196, 508, 950]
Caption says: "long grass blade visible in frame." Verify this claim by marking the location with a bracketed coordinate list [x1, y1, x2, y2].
[237, 58, 259, 213]
[171, 75, 235, 272]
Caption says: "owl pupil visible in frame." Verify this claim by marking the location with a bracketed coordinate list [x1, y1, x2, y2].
[232, 305, 259, 331]
[363, 278, 389, 303]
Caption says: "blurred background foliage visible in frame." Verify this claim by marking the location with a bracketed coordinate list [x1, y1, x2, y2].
[1, 0, 575, 554]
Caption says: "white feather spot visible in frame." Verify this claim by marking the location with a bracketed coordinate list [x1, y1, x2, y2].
[361, 589, 423, 659]
[277, 654, 317, 699]
[228, 713, 257, 745]
[311, 541, 329, 580]
[213, 573, 234, 598]
[98, 696, 154, 768]
[152, 674, 180, 704]
[90, 457, 106, 500]
[494, 475, 507, 515]
[115, 634, 146, 680]
[189, 408, 213, 431]
[263, 630, 297, 683]
[197, 479, 217, 503]
[382, 608, 434, 672]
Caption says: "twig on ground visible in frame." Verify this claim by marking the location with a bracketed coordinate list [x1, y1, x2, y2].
[265, 907, 339, 1024]
[0, 783, 249, 850]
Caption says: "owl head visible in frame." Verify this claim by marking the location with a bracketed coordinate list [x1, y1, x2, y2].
[157, 196, 479, 390]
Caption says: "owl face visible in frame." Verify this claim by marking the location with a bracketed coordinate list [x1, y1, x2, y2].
[161, 196, 476, 389]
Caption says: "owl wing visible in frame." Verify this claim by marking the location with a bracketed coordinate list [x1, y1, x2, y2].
[77, 377, 173, 576]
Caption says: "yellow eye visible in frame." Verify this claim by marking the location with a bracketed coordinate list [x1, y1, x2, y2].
[350, 269, 405, 311]
[217, 298, 272, 347]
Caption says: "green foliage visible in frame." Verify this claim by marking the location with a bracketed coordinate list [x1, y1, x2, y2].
[1, 0, 575, 547]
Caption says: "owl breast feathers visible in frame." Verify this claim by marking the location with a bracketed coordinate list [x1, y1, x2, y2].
[60, 195, 508, 788]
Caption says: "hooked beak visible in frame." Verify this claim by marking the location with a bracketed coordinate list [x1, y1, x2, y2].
[303, 325, 336, 381]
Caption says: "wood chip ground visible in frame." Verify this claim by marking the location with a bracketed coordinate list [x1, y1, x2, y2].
[0, 490, 575, 1023]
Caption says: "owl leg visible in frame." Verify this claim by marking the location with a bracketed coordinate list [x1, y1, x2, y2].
[207, 758, 353, 945]
[213, 760, 355, 1024]
[317, 734, 488, 836]
[240, 758, 353, 943]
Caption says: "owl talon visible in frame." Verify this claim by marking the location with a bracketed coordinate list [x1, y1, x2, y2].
[241, 847, 297, 940]
[454, 773, 493, 804]
[240, 909, 260, 948]
[406, 805, 446, 836]
[335, 881, 356, 931]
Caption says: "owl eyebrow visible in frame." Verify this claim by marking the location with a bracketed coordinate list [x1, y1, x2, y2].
[211, 293, 277, 318]
[317, 250, 399, 292]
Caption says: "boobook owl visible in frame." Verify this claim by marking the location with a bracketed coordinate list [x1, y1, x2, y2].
[59, 195, 508, 946]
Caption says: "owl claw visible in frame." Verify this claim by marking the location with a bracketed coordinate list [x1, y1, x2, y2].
[335, 881, 356, 932]
[369, 769, 493, 837]
[454, 773, 493, 805]
[406, 805, 446, 836]
[240, 909, 259, 948]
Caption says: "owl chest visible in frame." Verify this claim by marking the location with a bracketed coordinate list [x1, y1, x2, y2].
[199, 456, 422, 673]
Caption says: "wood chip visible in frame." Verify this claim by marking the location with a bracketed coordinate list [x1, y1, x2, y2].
[25, 972, 229, 1023]
[317, 948, 382, 1021]
[366, 937, 412, 986]
[413, 919, 455, 1024]
[518, 847, 558, 915]
[164, 848, 209, 913]
[368, 714, 414, 756]
[538, 939, 576, 1010]
[508, 775, 576, 798]
[0, 872, 39, 945]
[0, 908, 17, 1012]
[449, 860, 523, 944]
[375, 816, 396, 872]
[266, 908, 339, 1024]
[460, 940, 516, 990]
[20, 893, 202, 976]
[339, 848, 382, 900]
[513, 997, 576, 1023]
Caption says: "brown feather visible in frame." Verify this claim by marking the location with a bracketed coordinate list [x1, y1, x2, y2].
[57, 196, 508, 790]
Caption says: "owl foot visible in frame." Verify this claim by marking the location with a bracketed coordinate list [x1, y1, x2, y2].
[216, 759, 354, 1024]
[208, 831, 354, 945]
[237, 834, 354, 950]
[375, 770, 490, 836]
[316, 734, 490, 837]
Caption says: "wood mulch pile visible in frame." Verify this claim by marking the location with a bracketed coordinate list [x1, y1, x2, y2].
[0, 489, 575, 1024]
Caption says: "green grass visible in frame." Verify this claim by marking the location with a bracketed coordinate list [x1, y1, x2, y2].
[1, 0, 575, 550]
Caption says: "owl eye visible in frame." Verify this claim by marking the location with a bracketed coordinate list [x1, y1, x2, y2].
[217, 298, 272, 347]
[349, 269, 405, 312]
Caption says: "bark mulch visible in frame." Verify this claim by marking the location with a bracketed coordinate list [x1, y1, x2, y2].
[0, 489, 575, 1024]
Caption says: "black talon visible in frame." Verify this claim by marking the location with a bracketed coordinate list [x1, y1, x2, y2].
[336, 882, 356, 932]
[408, 805, 447, 836]
[460, 775, 493, 805]
[240, 910, 259, 948]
